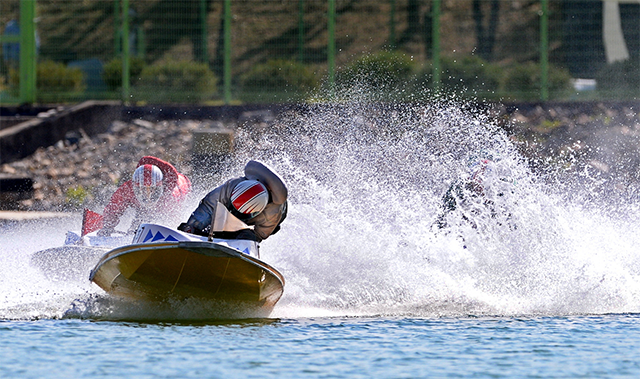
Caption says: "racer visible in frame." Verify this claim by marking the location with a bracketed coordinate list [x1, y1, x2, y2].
[98, 156, 192, 236]
[434, 153, 515, 230]
[178, 160, 288, 242]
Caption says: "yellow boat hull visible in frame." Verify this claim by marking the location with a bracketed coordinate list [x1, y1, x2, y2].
[89, 241, 285, 311]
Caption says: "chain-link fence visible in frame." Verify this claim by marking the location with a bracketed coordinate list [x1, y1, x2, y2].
[1, 0, 639, 105]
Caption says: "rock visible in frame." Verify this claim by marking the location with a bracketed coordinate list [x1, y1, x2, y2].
[1, 164, 16, 174]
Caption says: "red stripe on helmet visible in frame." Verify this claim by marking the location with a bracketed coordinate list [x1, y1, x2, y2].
[143, 164, 154, 186]
[232, 183, 266, 213]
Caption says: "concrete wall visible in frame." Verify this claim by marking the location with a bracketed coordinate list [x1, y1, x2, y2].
[0, 101, 121, 164]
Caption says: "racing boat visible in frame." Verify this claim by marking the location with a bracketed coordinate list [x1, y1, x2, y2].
[89, 223, 285, 311]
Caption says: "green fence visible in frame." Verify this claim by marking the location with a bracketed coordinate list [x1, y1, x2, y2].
[1, 0, 639, 105]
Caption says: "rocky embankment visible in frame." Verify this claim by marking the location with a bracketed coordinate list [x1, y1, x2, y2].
[1, 101, 639, 211]
[1, 118, 204, 211]
[500, 101, 640, 197]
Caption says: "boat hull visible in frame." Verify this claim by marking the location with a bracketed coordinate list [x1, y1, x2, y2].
[89, 241, 285, 311]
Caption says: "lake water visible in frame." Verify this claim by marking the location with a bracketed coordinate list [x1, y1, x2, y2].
[1, 314, 640, 378]
[3, 103, 640, 377]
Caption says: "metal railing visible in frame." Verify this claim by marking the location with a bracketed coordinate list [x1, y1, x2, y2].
[1, 0, 639, 105]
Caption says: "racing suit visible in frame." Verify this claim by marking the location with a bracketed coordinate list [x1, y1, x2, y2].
[180, 160, 287, 242]
[102, 156, 191, 232]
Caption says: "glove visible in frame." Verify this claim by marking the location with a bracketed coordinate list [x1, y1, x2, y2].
[177, 222, 195, 234]
[97, 228, 114, 237]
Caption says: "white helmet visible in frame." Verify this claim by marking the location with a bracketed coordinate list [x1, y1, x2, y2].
[230, 180, 269, 219]
[132, 164, 164, 208]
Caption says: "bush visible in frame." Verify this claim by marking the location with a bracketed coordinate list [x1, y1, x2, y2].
[440, 56, 502, 96]
[37, 60, 85, 93]
[240, 59, 317, 101]
[9, 60, 85, 102]
[595, 59, 640, 99]
[502, 63, 538, 98]
[65, 185, 89, 208]
[502, 62, 572, 100]
[336, 50, 416, 91]
[419, 58, 572, 100]
[102, 57, 146, 90]
[135, 60, 217, 103]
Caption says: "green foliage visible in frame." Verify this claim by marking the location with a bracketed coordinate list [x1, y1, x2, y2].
[65, 185, 88, 207]
[440, 56, 502, 95]
[502, 63, 538, 98]
[502, 62, 572, 100]
[135, 60, 217, 103]
[9, 60, 84, 92]
[418, 55, 502, 99]
[418, 58, 573, 101]
[37, 61, 85, 93]
[547, 67, 572, 98]
[336, 51, 416, 90]
[538, 119, 563, 131]
[102, 57, 146, 90]
[240, 59, 318, 100]
[595, 59, 640, 99]
[9, 60, 85, 102]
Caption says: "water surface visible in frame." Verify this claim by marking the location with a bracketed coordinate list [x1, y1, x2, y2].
[2, 101, 640, 377]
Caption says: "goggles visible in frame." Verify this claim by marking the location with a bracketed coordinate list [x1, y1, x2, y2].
[134, 184, 163, 207]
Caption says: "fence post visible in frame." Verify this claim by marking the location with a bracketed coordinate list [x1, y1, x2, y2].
[121, 0, 130, 102]
[200, 0, 208, 64]
[298, 0, 304, 62]
[540, 0, 549, 101]
[223, 0, 231, 104]
[389, 0, 396, 49]
[328, 0, 335, 92]
[19, 0, 36, 104]
[432, 0, 441, 90]
[114, 0, 120, 56]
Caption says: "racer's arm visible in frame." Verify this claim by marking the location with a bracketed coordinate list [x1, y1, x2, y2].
[102, 182, 136, 229]
[184, 196, 219, 232]
[181, 178, 239, 233]
[172, 173, 192, 202]
[250, 201, 287, 241]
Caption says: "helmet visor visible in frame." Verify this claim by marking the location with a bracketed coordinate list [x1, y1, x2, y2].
[134, 184, 163, 207]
